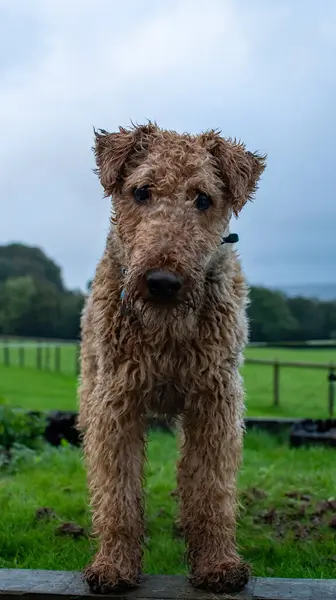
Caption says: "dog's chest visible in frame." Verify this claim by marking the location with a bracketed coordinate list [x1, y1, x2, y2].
[143, 342, 191, 415]
[148, 381, 185, 416]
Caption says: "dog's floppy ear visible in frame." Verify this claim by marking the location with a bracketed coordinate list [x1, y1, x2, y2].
[201, 131, 266, 216]
[93, 123, 157, 195]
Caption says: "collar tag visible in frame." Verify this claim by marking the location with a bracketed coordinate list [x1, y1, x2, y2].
[120, 267, 127, 302]
[221, 233, 239, 245]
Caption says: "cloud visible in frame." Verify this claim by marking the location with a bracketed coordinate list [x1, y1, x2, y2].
[0, 0, 335, 289]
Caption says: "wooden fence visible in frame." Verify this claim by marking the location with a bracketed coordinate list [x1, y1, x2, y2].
[246, 358, 336, 418]
[0, 570, 335, 600]
[0, 340, 80, 376]
[1, 342, 336, 417]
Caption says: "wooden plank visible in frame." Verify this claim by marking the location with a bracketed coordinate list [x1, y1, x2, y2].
[253, 577, 336, 599]
[0, 571, 335, 600]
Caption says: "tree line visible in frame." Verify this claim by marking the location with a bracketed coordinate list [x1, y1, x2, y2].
[0, 243, 335, 343]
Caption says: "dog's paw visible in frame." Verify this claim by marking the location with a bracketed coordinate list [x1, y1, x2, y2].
[190, 561, 250, 594]
[84, 564, 141, 594]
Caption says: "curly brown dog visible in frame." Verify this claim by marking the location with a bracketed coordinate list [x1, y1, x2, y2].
[78, 122, 266, 594]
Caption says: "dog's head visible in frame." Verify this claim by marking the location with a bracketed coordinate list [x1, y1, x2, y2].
[94, 122, 266, 330]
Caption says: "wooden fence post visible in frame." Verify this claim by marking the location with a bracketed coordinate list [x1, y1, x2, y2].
[44, 345, 50, 370]
[75, 343, 80, 376]
[36, 344, 42, 370]
[19, 345, 25, 368]
[55, 346, 61, 372]
[328, 366, 336, 418]
[273, 361, 280, 407]
[3, 340, 10, 367]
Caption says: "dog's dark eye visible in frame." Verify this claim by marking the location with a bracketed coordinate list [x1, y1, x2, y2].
[134, 186, 150, 203]
[195, 193, 212, 211]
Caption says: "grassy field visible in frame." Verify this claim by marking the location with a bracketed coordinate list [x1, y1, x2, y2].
[1, 343, 335, 579]
[0, 430, 335, 578]
[0, 342, 335, 417]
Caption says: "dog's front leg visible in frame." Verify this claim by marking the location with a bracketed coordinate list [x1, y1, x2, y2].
[177, 370, 249, 594]
[83, 378, 146, 594]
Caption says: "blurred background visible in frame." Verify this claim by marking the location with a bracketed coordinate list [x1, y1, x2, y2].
[0, 0, 335, 582]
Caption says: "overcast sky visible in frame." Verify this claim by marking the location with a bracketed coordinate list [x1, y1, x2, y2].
[0, 0, 335, 291]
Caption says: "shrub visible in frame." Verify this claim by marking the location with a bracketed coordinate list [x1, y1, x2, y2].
[0, 397, 46, 459]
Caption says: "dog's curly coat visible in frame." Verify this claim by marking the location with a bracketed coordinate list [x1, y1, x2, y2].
[78, 122, 266, 594]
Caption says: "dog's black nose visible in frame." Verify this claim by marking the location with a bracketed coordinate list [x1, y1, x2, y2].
[145, 269, 182, 299]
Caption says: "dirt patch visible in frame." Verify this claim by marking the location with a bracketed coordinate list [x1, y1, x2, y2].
[242, 488, 336, 540]
[56, 521, 86, 538]
[284, 491, 311, 502]
[329, 516, 336, 529]
[35, 507, 57, 521]
[241, 487, 268, 506]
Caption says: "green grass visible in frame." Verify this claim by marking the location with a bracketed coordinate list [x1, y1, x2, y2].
[1, 343, 335, 418]
[0, 366, 77, 411]
[243, 346, 334, 418]
[0, 431, 335, 578]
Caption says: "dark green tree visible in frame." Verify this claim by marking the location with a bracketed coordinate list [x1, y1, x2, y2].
[0, 276, 36, 335]
[321, 301, 336, 340]
[0, 243, 84, 339]
[287, 297, 325, 341]
[0, 243, 64, 291]
[248, 286, 298, 342]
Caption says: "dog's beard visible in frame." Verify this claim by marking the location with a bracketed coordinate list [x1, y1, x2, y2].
[135, 297, 197, 327]
[122, 273, 203, 335]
